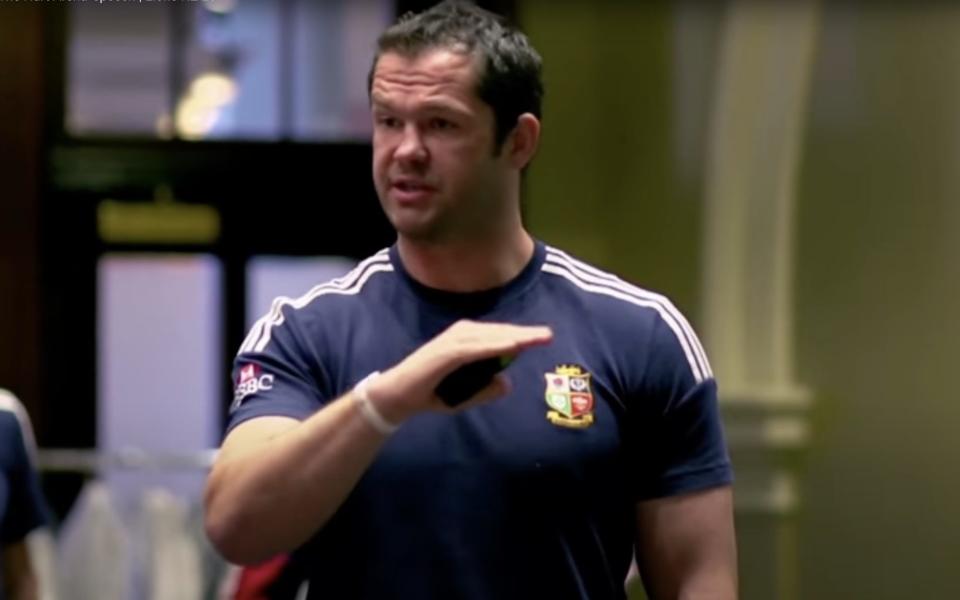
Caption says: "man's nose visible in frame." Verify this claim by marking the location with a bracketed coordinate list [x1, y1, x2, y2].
[395, 125, 428, 163]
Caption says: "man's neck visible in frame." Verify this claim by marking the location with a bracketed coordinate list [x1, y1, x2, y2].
[396, 228, 535, 293]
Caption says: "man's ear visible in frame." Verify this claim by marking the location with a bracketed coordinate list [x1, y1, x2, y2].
[506, 113, 541, 170]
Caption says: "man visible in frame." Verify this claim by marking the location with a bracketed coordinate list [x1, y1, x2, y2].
[0, 389, 49, 600]
[204, 2, 737, 598]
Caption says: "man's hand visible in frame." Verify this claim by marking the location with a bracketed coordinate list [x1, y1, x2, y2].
[367, 320, 554, 423]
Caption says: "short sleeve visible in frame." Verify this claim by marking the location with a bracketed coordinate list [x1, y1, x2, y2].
[225, 305, 332, 436]
[1, 414, 50, 543]
[629, 313, 733, 501]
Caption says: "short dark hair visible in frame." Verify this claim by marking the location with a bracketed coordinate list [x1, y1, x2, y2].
[368, 0, 544, 150]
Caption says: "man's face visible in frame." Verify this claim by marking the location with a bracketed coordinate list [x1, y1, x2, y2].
[370, 48, 510, 243]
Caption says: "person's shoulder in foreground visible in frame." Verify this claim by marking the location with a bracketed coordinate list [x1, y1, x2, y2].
[0, 389, 50, 599]
[0, 389, 49, 541]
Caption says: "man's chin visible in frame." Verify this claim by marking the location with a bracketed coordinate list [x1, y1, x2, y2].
[393, 222, 444, 243]
[391, 215, 466, 244]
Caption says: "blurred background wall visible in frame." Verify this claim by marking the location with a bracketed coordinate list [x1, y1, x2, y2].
[522, 1, 960, 599]
[795, 4, 960, 598]
[1, 0, 959, 598]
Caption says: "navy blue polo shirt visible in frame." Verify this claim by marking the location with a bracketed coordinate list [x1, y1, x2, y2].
[0, 393, 49, 598]
[227, 240, 732, 599]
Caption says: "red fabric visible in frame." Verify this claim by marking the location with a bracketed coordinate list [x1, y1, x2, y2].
[233, 555, 290, 600]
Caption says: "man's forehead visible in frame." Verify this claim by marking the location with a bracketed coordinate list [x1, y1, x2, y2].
[372, 48, 481, 87]
[370, 50, 486, 115]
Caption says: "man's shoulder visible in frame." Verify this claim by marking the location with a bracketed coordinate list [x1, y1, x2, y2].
[238, 249, 395, 355]
[538, 245, 711, 382]
[282, 249, 394, 316]
[539, 244, 680, 326]
[259, 250, 394, 320]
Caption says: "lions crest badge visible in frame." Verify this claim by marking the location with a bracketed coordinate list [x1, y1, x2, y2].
[544, 364, 595, 429]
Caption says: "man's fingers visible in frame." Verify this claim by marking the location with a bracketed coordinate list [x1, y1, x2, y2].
[450, 323, 553, 359]
[505, 325, 553, 347]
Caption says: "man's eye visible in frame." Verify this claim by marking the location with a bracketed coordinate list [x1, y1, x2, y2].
[430, 118, 456, 130]
[377, 116, 401, 128]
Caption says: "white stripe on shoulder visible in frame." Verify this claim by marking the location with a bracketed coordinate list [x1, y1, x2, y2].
[542, 253, 711, 384]
[545, 247, 713, 379]
[239, 250, 392, 355]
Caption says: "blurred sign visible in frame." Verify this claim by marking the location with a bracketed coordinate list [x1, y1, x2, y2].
[97, 188, 220, 244]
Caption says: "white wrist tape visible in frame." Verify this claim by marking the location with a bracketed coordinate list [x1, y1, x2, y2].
[352, 371, 399, 435]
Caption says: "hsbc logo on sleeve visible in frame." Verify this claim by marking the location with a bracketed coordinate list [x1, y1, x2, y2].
[233, 363, 275, 405]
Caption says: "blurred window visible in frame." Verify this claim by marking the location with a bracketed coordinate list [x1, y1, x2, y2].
[66, 0, 392, 141]
[97, 254, 222, 500]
